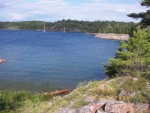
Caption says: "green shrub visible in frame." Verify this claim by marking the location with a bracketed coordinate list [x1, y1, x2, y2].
[131, 90, 150, 103]
[0, 90, 32, 112]
[121, 78, 147, 92]
[0, 90, 52, 113]
[31, 94, 52, 102]
[104, 28, 150, 78]
[120, 78, 150, 103]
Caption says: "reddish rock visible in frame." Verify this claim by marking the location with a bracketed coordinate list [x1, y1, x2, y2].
[126, 103, 135, 113]
[0, 59, 5, 64]
[73, 102, 105, 113]
[104, 101, 134, 113]
[58, 101, 149, 113]
[91, 102, 105, 113]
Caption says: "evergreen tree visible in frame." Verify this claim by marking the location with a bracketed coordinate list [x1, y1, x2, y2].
[128, 0, 150, 27]
[141, 0, 150, 6]
[104, 27, 150, 79]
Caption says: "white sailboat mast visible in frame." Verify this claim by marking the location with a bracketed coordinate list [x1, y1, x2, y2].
[63, 27, 65, 33]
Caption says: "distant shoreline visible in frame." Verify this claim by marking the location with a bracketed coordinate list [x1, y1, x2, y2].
[86, 33, 130, 41]
[0, 29, 130, 40]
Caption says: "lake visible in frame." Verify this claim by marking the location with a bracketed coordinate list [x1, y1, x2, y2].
[0, 30, 119, 91]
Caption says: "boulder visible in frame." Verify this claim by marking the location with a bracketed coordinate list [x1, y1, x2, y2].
[73, 102, 105, 113]
[104, 101, 134, 113]
[58, 107, 75, 113]
[59, 101, 146, 113]
[134, 103, 149, 113]
[0, 59, 5, 64]
[117, 89, 127, 96]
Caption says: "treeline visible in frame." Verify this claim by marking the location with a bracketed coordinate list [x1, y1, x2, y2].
[0, 20, 135, 34]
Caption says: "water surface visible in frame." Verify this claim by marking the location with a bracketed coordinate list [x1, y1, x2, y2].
[0, 30, 119, 90]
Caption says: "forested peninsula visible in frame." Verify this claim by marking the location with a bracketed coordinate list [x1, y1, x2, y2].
[0, 20, 135, 34]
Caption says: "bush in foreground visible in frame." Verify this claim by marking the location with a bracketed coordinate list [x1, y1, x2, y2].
[0, 90, 52, 113]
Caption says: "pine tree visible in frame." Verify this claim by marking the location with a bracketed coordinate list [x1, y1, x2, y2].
[104, 27, 150, 79]
[128, 0, 150, 27]
[141, 0, 150, 6]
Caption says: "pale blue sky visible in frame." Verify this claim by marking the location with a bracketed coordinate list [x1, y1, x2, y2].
[0, 0, 147, 22]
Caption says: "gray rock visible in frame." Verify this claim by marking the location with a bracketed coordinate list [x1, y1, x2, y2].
[105, 101, 134, 113]
[117, 89, 127, 96]
[58, 107, 75, 113]
[134, 103, 149, 113]
[96, 110, 106, 113]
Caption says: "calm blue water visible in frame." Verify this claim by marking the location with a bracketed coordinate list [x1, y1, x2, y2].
[0, 30, 119, 89]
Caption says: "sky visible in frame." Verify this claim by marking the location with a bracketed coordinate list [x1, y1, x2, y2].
[0, 0, 148, 22]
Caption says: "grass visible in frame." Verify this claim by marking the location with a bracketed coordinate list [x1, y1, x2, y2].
[0, 90, 32, 113]
[121, 78, 147, 92]
[90, 83, 114, 96]
[118, 77, 150, 103]
[0, 90, 53, 113]
[71, 99, 89, 109]
[1, 77, 149, 113]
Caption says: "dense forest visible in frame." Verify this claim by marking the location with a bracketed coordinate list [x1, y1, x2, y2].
[0, 20, 135, 34]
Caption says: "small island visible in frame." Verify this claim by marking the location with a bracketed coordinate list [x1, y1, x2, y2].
[95, 33, 129, 40]
[0, 59, 5, 64]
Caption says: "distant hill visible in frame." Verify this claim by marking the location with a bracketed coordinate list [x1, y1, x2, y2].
[0, 19, 136, 34]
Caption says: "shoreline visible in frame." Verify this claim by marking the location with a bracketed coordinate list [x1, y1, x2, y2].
[87, 33, 130, 41]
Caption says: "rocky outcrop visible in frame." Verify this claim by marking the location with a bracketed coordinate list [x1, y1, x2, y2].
[87, 33, 129, 40]
[134, 103, 150, 113]
[104, 101, 134, 113]
[58, 77, 150, 113]
[59, 101, 138, 113]
[0, 59, 5, 64]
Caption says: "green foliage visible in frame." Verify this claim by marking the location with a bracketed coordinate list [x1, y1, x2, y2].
[90, 82, 116, 98]
[104, 27, 150, 78]
[31, 94, 52, 103]
[71, 99, 89, 109]
[117, 77, 150, 103]
[64, 92, 79, 101]
[0, 20, 135, 34]
[121, 78, 147, 92]
[0, 90, 52, 113]
[141, 0, 150, 6]
[131, 90, 150, 103]
[128, 0, 150, 27]
[0, 90, 32, 112]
